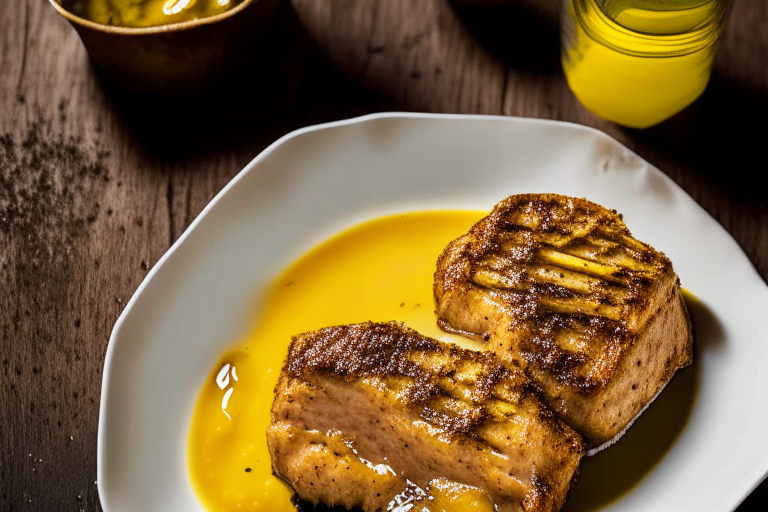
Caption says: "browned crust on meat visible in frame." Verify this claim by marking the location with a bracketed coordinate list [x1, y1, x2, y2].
[528, 286, 692, 446]
[434, 194, 693, 446]
[269, 321, 584, 512]
[281, 321, 537, 438]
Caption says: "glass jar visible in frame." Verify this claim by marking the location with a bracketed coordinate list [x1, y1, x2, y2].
[561, 0, 733, 129]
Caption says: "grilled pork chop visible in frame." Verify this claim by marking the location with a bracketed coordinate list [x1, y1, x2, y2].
[268, 321, 583, 512]
[434, 194, 693, 450]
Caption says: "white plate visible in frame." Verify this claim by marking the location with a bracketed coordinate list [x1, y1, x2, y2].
[97, 113, 768, 512]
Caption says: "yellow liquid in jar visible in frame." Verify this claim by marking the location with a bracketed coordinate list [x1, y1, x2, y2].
[561, 0, 728, 128]
[186, 211, 485, 512]
[61, 0, 244, 27]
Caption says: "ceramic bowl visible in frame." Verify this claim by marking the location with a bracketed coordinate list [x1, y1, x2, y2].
[49, 0, 280, 95]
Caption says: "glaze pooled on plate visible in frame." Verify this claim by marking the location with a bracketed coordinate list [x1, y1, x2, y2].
[187, 211, 484, 511]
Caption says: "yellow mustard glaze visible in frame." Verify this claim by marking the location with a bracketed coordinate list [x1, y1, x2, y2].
[417, 480, 496, 512]
[187, 211, 485, 512]
[61, 0, 244, 28]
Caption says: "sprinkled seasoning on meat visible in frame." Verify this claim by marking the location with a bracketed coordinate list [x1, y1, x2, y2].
[268, 321, 583, 512]
[434, 194, 693, 450]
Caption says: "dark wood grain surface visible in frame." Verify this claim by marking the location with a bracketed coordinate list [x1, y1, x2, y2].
[1, 0, 766, 510]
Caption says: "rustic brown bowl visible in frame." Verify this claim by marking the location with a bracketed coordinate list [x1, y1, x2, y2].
[49, 0, 280, 95]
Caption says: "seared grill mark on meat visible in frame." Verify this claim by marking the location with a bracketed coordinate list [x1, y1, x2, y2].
[434, 194, 693, 448]
[282, 322, 517, 437]
[268, 321, 583, 512]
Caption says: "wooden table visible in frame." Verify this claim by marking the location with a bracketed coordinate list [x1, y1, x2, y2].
[1, 0, 766, 510]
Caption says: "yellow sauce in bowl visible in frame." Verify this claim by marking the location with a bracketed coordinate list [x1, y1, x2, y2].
[561, 0, 729, 128]
[61, 0, 244, 27]
[186, 211, 485, 511]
